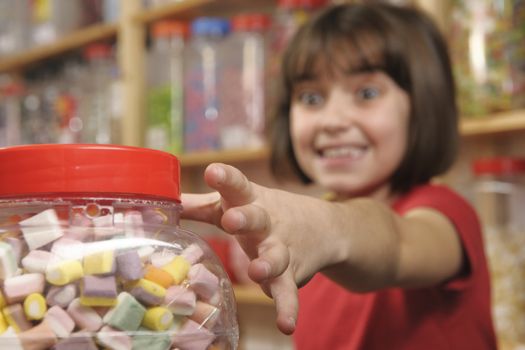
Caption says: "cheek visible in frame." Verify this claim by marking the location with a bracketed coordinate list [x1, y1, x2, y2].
[290, 111, 310, 151]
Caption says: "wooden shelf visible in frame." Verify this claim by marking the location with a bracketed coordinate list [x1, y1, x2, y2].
[178, 147, 270, 168]
[134, 0, 214, 23]
[234, 285, 273, 306]
[460, 109, 525, 136]
[135, 0, 276, 24]
[0, 22, 118, 74]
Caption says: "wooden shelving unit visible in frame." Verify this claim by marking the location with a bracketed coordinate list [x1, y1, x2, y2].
[178, 147, 270, 168]
[0, 22, 118, 74]
[0, 0, 524, 155]
[460, 109, 525, 136]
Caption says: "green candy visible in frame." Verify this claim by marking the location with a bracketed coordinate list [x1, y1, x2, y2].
[103, 292, 146, 331]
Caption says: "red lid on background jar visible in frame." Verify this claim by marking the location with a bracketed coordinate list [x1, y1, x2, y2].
[0, 82, 25, 97]
[231, 13, 271, 31]
[278, 0, 328, 9]
[151, 20, 189, 38]
[84, 43, 112, 60]
[0, 144, 181, 202]
[472, 157, 525, 176]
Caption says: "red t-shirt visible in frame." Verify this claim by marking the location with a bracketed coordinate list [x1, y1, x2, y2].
[294, 184, 497, 350]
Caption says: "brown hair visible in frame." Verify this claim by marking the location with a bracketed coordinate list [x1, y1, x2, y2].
[269, 3, 458, 194]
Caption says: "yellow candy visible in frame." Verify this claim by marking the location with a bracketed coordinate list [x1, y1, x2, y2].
[161, 256, 190, 284]
[23, 293, 47, 320]
[83, 250, 115, 275]
[131, 279, 166, 300]
[46, 260, 83, 286]
[142, 307, 173, 331]
[0, 312, 7, 334]
[79, 294, 117, 307]
[0, 290, 6, 309]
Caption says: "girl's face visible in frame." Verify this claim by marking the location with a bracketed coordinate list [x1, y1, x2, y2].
[290, 70, 410, 200]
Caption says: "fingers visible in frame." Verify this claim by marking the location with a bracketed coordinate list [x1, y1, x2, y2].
[267, 272, 299, 335]
[221, 204, 270, 235]
[204, 163, 255, 207]
[248, 240, 289, 283]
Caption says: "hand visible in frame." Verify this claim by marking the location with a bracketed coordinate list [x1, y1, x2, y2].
[181, 163, 337, 334]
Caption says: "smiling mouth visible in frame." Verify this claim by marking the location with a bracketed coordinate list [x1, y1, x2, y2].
[319, 146, 367, 159]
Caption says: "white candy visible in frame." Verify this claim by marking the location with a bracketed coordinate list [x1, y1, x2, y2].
[0, 327, 23, 349]
[150, 250, 176, 268]
[19, 209, 64, 250]
[0, 242, 18, 279]
[21, 250, 53, 273]
[3, 273, 45, 303]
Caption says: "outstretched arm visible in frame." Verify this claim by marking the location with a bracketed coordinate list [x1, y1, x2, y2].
[181, 163, 464, 334]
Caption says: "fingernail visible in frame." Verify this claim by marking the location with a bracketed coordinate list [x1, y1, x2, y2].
[214, 165, 226, 183]
[233, 211, 246, 230]
[289, 317, 296, 329]
[261, 260, 271, 278]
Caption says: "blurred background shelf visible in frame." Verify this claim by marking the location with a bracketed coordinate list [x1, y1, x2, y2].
[234, 285, 273, 306]
[178, 147, 270, 168]
[135, 0, 276, 23]
[460, 109, 525, 136]
[0, 22, 118, 74]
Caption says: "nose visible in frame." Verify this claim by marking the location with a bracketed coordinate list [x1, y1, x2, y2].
[318, 89, 354, 132]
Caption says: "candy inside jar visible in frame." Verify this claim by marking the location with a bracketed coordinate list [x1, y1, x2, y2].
[0, 145, 239, 350]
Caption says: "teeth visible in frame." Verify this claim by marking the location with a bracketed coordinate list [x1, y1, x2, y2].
[322, 146, 364, 158]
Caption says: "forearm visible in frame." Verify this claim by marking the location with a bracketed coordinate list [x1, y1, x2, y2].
[318, 197, 463, 293]
[319, 198, 403, 292]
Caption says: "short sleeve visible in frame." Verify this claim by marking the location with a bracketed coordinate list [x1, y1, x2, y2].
[393, 185, 486, 291]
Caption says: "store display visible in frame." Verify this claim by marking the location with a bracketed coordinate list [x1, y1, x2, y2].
[472, 157, 525, 348]
[0, 144, 239, 349]
[80, 43, 120, 144]
[184, 17, 230, 152]
[267, 0, 328, 111]
[0, 0, 32, 56]
[31, 0, 84, 46]
[220, 13, 271, 150]
[0, 81, 23, 147]
[449, 0, 525, 117]
[146, 20, 188, 154]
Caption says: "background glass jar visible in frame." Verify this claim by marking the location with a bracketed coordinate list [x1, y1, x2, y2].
[472, 157, 525, 349]
[449, 0, 525, 117]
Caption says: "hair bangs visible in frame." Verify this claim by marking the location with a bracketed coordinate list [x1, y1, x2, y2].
[284, 19, 388, 88]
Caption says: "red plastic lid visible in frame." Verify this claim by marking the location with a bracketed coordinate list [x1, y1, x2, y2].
[151, 20, 189, 38]
[0, 144, 181, 202]
[0, 82, 25, 97]
[472, 157, 525, 176]
[278, 0, 328, 9]
[232, 13, 271, 32]
[84, 43, 112, 60]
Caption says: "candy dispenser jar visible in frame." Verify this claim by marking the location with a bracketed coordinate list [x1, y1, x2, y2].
[449, 0, 525, 117]
[0, 144, 239, 350]
[472, 157, 525, 349]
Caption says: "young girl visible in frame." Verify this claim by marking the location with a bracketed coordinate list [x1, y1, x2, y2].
[182, 3, 497, 349]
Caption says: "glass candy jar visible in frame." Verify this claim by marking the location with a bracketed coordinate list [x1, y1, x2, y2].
[472, 157, 525, 348]
[449, 0, 525, 117]
[0, 144, 239, 350]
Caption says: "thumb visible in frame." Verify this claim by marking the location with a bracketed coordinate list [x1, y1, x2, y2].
[180, 192, 222, 225]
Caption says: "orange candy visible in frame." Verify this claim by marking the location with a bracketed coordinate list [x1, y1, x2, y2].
[144, 265, 174, 288]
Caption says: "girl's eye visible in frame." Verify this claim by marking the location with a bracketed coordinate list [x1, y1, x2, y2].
[297, 91, 325, 106]
[356, 86, 380, 100]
